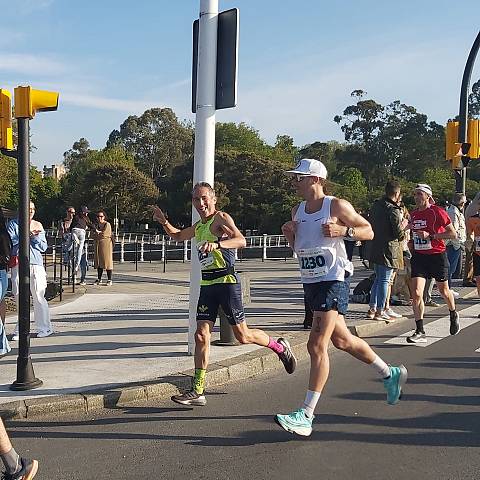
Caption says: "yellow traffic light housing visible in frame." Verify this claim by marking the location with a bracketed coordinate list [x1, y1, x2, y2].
[0, 89, 13, 150]
[468, 118, 480, 159]
[14, 86, 59, 119]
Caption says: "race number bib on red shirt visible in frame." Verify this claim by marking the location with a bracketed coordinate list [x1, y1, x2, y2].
[410, 205, 451, 254]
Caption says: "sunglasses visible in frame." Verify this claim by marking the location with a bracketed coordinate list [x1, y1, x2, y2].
[294, 174, 312, 182]
[97, 215, 104, 218]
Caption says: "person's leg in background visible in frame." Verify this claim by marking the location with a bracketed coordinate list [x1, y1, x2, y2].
[446, 245, 461, 295]
[463, 242, 474, 286]
[423, 277, 438, 307]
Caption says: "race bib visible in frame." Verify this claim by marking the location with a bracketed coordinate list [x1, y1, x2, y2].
[413, 232, 432, 251]
[197, 242, 215, 268]
[475, 236, 480, 253]
[298, 247, 329, 279]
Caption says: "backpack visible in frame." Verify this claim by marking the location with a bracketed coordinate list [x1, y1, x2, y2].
[350, 274, 375, 303]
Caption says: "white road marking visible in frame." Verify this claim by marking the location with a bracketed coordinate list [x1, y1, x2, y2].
[385, 303, 480, 347]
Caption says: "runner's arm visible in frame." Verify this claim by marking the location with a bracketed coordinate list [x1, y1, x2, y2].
[281, 205, 299, 249]
[151, 205, 195, 241]
[328, 199, 374, 241]
[216, 212, 246, 250]
[431, 223, 456, 241]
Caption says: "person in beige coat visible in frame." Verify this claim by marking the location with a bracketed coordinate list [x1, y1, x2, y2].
[92, 210, 114, 285]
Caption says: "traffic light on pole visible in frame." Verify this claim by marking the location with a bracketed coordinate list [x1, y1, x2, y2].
[0, 89, 13, 150]
[467, 119, 480, 160]
[14, 86, 59, 119]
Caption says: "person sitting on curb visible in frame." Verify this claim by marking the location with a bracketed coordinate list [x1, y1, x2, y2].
[152, 182, 297, 406]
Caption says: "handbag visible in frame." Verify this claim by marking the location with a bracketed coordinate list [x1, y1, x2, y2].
[7, 255, 18, 268]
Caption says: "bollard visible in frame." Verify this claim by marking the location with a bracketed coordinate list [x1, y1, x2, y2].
[53, 237, 57, 281]
[183, 239, 189, 262]
[262, 233, 267, 261]
[140, 237, 145, 262]
[135, 242, 138, 271]
[162, 236, 166, 273]
[120, 240, 125, 263]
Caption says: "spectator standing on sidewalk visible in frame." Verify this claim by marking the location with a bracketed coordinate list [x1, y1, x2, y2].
[70, 205, 94, 274]
[365, 180, 406, 322]
[466, 203, 480, 303]
[92, 210, 114, 286]
[58, 206, 75, 265]
[8, 202, 53, 340]
[0, 209, 12, 356]
[445, 193, 466, 297]
[463, 192, 480, 287]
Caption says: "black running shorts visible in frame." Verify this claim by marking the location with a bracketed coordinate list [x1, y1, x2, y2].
[196, 282, 245, 325]
[411, 252, 449, 282]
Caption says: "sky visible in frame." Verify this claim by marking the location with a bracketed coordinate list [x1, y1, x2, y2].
[0, 0, 479, 169]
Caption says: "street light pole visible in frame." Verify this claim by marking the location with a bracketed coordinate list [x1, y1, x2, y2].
[188, 0, 218, 355]
[456, 30, 480, 194]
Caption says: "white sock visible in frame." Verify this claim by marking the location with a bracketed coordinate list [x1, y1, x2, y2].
[370, 355, 391, 379]
[302, 390, 321, 418]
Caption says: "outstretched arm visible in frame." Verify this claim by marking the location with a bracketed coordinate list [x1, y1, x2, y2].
[151, 205, 195, 241]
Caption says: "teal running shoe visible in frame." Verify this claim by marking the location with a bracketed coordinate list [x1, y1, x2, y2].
[383, 364, 408, 405]
[274, 408, 313, 436]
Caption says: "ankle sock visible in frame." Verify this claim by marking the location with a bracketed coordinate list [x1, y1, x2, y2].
[267, 338, 285, 355]
[302, 390, 321, 418]
[192, 368, 206, 394]
[370, 355, 391, 379]
[1, 448, 20, 474]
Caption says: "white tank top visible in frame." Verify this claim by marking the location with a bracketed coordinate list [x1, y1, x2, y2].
[293, 196, 353, 283]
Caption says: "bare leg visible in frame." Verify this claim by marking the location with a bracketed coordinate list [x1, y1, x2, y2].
[194, 321, 214, 369]
[0, 419, 12, 455]
[331, 315, 376, 364]
[411, 277, 426, 321]
[231, 321, 269, 347]
[436, 280, 455, 310]
[307, 311, 337, 392]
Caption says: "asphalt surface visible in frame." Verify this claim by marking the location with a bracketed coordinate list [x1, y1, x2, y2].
[4, 312, 480, 480]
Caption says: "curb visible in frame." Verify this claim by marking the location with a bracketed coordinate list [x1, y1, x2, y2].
[0, 318, 390, 421]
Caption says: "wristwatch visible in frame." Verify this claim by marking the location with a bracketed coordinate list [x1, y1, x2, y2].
[345, 227, 355, 238]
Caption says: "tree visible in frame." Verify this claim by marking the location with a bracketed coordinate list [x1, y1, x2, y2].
[469, 78, 480, 117]
[331, 167, 368, 209]
[215, 122, 267, 154]
[63, 138, 91, 171]
[107, 108, 193, 182]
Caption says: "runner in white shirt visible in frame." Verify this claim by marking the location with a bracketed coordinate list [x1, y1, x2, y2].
[275, 159, 407, 437]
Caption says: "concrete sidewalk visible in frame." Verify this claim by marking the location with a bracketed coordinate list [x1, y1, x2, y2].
[0, 259, 475, 418]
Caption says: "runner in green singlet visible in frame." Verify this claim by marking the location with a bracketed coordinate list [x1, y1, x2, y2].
[152, 182, 297, 406]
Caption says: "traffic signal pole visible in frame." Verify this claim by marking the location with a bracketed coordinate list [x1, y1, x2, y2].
[188, 0, 219, 355]
[10, 118, 43, 390]
[456, 30, 480, 194]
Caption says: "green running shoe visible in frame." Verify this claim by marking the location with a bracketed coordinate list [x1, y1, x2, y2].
[274, 408, 313, 436]
[383, 365, 408, 405]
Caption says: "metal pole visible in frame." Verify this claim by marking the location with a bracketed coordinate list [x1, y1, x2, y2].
[10, 118, 42, 391]
[456, 30, 480, 194]
[114, 193, 119, 237]
[188, 0, 218, 355]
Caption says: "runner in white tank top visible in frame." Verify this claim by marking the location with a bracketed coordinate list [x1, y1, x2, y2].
[274, 159, 408, 437]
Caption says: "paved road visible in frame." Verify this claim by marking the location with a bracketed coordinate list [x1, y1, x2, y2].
[5, 308, 480, 480]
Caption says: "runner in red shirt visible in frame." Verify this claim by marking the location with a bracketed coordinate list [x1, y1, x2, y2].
[408, 184, 459, 343]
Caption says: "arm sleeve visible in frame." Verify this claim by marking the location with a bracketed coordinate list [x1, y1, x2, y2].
[30, 230, 48, 253]
[389, 208, 405, 241]
[7, 220, 18, 249]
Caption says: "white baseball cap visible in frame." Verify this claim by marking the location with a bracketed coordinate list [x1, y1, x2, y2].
[285, 159, 328, 179]
[414, 183, 433, 198]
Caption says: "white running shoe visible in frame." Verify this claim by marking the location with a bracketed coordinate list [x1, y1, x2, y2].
[37, 330, 53, 338]
[374, 311, 393, 322]
[451, 290, 460, 298]
[385, 308, 402, 318]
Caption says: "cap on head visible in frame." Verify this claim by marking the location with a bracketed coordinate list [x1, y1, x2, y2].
[81, 205, 89, 213]
[285, 159, 328, 179]
[415, 183, 433, 198]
